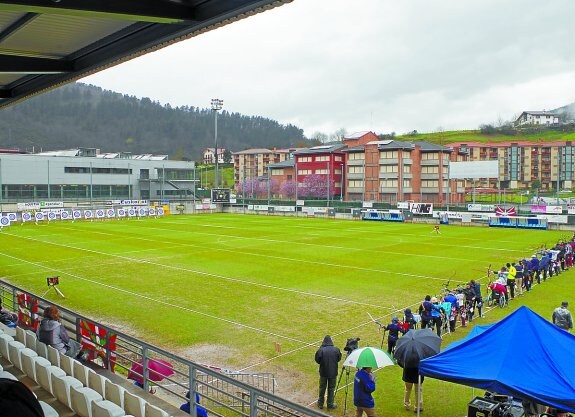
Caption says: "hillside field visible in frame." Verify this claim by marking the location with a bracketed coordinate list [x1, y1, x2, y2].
[0, 214, 572, 417]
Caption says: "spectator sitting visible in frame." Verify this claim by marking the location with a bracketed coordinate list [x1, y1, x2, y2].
[180, 391, 208, 417]
[37, 305, 81, 358]
[0, 300, 17, 327]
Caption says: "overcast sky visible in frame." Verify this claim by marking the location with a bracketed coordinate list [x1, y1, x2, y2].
[82, 0, 575, 139]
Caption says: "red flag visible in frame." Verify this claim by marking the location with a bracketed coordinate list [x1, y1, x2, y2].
[17, 293, 38, 330]
[80, 320, 117, 371]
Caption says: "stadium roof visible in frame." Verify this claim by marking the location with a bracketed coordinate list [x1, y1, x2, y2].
[0, 0, 291, 108]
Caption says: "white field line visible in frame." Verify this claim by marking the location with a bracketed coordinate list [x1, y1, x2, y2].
[164, 216, 528, 246]
[1, 233, 391, 310]
[158, 221, 526, 257]
[0, 252, 311, 344]
[12, 225, 466, 284]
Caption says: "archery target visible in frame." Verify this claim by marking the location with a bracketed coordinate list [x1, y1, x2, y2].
[61, 211, 71, 220]
[138, 208, 147, 216]
[157, 207, 165, 216]
[0, 216, 9, 226]
[149, 207, 156, 216]
[34, 212, 44, 221]
[73, 210, 82, 219]
[84, 210, 93, 219]
[96, 209, 105, 218]
[117, 208, 126, 217]
[22, 212, 32, 222]
[7, 213, 17, 221]
[47, 212, 57, 220]
[106, 209, 115, 217]
[128, 209, 136, 217]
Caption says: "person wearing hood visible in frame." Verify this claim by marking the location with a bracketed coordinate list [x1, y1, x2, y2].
[314, 335, 342, 409]
[403, 308, 417, 330]
[383, 317, 405, 354]
[37, 305, 81, 357]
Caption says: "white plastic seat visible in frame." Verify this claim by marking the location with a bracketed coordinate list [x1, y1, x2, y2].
[21, 349, 48, 381]
[47, 345, 61, 367]
[91, 400, 126, 417]
[0, 370, 18, 380]
[0, 333, 14, 359]
[88, 369, 109, 397]
[40, 401, 60, 417]
[36, 341, 48, 359]
[104, 379, 126, 408]
[25, 329, 37, 351]
[145, 402, 170, 417]
[60, 352, 74, 375]
[36, 362, 65, 395]
[15, 326, 26, 344]
[51, 373, 83, 408]
[74, 359, 89, 385]
[0, 323, 16, 337]
[71, 385, 104, 417]
[7, 340, 26, 369]
[123, 390, 146, 417]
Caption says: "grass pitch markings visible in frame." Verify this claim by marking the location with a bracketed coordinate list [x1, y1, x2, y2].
[2, 232, 392, 310]
[39, 223, 466, 284]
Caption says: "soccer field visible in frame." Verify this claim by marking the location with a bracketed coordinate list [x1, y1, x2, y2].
[0, 214, 571, 415]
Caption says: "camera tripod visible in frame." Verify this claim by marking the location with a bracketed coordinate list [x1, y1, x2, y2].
[334, 352, 354, 415]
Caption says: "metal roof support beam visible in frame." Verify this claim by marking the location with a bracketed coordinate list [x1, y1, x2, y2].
[0, 55, 73, 74]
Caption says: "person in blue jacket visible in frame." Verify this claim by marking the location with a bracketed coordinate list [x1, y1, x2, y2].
[539, 252, 550, 282]
[354, 367, 376, 417]
[180, 391, 208, 417]
[383, 317, 405, 354]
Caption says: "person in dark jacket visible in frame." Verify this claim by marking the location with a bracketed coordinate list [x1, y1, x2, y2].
[0, 378, 44, 417]
[180, 391, 209, 417]
[353, 367, 376, 417]
[383, 317, 405, 354]
[314, 335, 342, 409]
[403, 308, 417, 330]
[402, 366, 424, 412]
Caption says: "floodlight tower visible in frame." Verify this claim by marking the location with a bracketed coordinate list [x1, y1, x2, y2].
[211, 98, 224, 189]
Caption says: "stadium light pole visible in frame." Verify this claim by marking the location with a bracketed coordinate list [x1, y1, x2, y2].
[211, 98, 224, 189]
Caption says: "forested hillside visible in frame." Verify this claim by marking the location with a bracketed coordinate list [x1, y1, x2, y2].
[0, 83, 307, 160]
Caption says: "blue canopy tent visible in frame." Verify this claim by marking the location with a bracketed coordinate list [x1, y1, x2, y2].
[419, 306, 575, 412]
[442, 324, 493, 351]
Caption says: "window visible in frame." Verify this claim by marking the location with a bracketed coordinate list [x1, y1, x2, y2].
[403, 179, 411, 187]
[348, 153, 365, 160]
[315, 156, 329, 162]
[380, 179, 398, 188]
[298, 156, 312, 162]
[421, 180, 438, 187]
[403, 165, 411, 173]
[380, 151, 398, 159]
[421, 166, 438, 174]
[271, 169, 284, 176]
[421, 153, 439, 160]
[348, 166, 364, 174]
[315, 169, 328, 174]
[334, 156, 342, 161]
[298, 169, 311, 175]
[380, 165, 398, 173]
[334, 169, 342, 174]
[334, 182, 341, 187]
[348, 180, 364, 188]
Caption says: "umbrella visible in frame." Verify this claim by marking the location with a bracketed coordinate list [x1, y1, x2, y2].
[343, 347, 395, 369]
[394, 328, 441, 368]
[128, 358, 175, 385]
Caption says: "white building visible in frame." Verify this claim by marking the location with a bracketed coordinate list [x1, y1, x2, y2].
[0, 148, 196, 201]
[515, 111, 560, 126]
[203, 148, 226, 164]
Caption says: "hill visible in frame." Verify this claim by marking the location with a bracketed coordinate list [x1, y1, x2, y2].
[395, 127, 575, 145]
[0, 83, 307, 161]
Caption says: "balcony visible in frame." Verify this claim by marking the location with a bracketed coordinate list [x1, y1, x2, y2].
[379, 173, 399, 179]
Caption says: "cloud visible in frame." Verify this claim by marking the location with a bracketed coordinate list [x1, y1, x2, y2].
[83, 0, 575, 137]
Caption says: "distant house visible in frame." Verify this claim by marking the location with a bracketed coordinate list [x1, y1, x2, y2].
[515, 111, 559, 127]
[203, 148, 226, 164]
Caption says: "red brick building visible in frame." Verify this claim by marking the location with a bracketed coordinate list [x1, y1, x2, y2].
[293, 144, 346, 200]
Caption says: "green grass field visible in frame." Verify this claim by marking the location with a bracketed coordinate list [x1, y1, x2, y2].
[1, 214, 573, 416]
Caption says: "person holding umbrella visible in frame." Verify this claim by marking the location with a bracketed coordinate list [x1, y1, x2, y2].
[353, 367, 376, 417]
[314, 335, 342, 409]
[402, 366, 424, 412]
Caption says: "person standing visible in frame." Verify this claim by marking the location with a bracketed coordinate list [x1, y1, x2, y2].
[552, 302, 573, 332]
[383, 317, 405, 354]
[506, 262, 516, 300]
[315, 335, 342, 409]
[353, 367, 376, 417]
[515, 260, 524, 296]
[402, 366, 424, 412]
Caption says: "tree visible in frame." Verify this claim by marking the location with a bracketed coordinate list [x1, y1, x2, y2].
[330, 128, 347, 143]
[299, 174, 335, 198]
[311, 132, 328, 144]
[280, 180, 295, 198]
[223, 149, 233, 163]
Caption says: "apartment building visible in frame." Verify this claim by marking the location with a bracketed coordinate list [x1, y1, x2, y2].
[451, 141, 574, 190]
